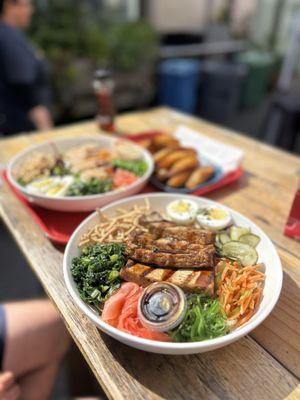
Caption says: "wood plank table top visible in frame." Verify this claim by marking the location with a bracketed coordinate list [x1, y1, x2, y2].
[0, 107, 300, 400]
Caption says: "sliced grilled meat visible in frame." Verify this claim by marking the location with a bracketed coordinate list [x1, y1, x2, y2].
[128, 231, 210, 252]
[126, 245, 215, 268]
[138, 212, 168, 226]
[148, 224, 215, 245]
[120, 260, 214, 296]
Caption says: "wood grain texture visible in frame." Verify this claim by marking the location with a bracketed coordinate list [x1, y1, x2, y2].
[0, 107, 300, 399]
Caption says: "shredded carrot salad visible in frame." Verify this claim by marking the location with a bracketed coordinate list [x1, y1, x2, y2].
[216, 260, 265, 328]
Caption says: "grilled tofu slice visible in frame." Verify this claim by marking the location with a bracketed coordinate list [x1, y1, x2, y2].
[120, 261, 214, 296]
[119, 261, 153, 286]
[168, 269, 214, 296]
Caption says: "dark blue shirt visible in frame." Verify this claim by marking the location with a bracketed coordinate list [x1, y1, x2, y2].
[0, 21, 51, 134]
[0, 305, 5, 371]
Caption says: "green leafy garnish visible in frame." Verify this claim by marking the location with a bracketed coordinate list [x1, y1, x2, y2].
[17, 177, 26, 186]
[169, 294, 229, 342]
[51, 162, 70, 177]
[112, 159, 148, 177]
[66, 178, 112, 196]
[71, 243, 126, 309]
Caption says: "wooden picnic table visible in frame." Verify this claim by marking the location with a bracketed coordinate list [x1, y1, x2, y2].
[0, 107, 299, 400]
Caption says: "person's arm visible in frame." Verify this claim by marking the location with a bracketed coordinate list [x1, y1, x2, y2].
[28, 105, 53, 131]
[5, 83, 53, 131]
[0, 371, 20, 400]
[2, 300, 69, 400]
[1, 39, 54, 131]
[27, 62, 53, 131]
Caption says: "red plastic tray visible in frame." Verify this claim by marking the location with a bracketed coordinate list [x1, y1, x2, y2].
[2, 169, 91, 245]
[128, 132, 243, 197]
[2, 132, 243, 245]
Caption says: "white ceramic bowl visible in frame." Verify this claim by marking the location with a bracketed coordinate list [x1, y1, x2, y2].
[7, 135, 154, 212]
[63, 193, 282, 354]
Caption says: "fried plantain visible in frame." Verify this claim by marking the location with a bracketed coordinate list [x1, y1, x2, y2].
[168, 156, 199, 175]
[155, 168, 169, 181]
[157, 148, 197, 169]
[166, 170, 193, 187]
[153, 147, 176, 163]
[153, 134, 180, 149]
[185, 166, 215, 189]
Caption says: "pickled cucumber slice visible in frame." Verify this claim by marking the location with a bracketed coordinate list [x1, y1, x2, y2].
[239, 233, 261, 248]
[215, 234, 223, 249]
[219, 233, 231, 244]
[221, 241, 258, 266]
[229, 226, 250, 241]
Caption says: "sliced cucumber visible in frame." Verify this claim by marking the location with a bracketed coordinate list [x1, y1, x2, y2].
[219, 232, 231, 244]
[221, 241, 258, 266]
[215, 234, 223, 249]
[229, 226, 250, 241]
[239, 233, 261, 248]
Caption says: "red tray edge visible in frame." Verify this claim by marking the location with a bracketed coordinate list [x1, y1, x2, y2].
[2, 170, 72, 245]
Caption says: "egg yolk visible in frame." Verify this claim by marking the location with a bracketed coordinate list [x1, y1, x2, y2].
[170, 201, 192, 213]
[208, 208, 228, 220]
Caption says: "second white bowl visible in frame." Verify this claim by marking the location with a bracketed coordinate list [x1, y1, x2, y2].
[7, 135, 154, 212]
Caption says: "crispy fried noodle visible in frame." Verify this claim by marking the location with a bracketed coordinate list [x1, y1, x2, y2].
[79, 198, 151, 247]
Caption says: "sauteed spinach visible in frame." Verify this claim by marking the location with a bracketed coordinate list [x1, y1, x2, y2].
[71, 243, 126, 309]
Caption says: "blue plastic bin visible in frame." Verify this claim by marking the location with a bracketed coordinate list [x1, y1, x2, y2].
[158, 59, 200, 113]
[198, 60, 247, 123]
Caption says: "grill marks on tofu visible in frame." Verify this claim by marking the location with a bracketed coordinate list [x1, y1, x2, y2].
[168, 269, 214, 296]
[120, 260, 214, 297]
[126, 226, 216, 269]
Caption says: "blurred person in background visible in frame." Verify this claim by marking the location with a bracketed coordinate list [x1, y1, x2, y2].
[0, 0, 53, 135]
[0, 300, 70, 400]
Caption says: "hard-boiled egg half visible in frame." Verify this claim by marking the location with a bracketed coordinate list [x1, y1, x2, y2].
[196, 206, 232, 231]
[45, 175, 74, 197]
[166, 199, 198, 225]
[27, 175, 74, 197]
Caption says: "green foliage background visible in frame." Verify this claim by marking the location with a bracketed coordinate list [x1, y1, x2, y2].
[29, 0, 158, 72]
[28, 0, 158, 119]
